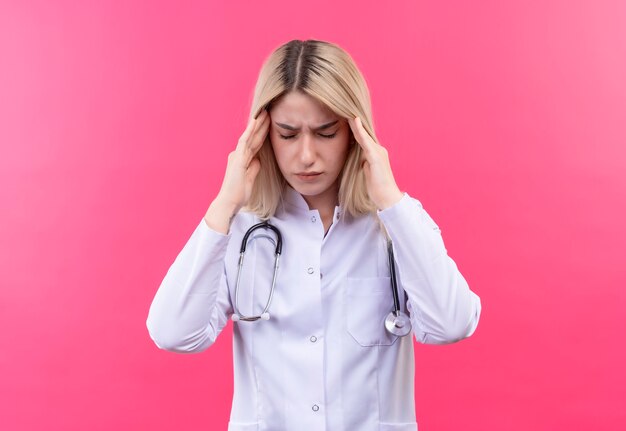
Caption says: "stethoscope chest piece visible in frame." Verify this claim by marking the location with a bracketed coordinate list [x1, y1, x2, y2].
[385, 311, 412, 337]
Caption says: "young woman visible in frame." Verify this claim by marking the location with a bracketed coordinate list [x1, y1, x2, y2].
[147, 39, 481, 431]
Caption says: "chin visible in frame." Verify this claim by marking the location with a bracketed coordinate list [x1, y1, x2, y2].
[295, 181, 342, 202]
[287, 179, 326, 196]
[289, 183, 321, 197]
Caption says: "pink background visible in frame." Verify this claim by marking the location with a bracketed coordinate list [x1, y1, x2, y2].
[1, 0, 625, 430]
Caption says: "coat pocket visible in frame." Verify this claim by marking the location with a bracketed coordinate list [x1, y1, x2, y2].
[345, 277, 399, 347]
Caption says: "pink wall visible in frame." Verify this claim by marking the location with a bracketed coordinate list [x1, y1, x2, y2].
[1, 1, 625, 429]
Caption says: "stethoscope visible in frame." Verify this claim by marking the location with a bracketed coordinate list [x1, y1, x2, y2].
[231, 221, 412, 337]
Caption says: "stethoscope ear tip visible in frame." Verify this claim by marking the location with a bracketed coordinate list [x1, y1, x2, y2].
[260, 312, 270, 321]
[232, 314, 241, 322]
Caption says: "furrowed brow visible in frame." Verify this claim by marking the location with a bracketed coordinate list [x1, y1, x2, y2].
[275, 120, 339, 131]
[315, 120, 339, 131]
[274, 122, 298, 131]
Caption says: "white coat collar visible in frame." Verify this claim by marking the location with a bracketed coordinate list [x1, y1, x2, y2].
[281, 185, 343, 219]
[282, 185, 310, 211]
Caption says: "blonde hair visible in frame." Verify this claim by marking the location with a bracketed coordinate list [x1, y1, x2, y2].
[245, 39, 379, 219]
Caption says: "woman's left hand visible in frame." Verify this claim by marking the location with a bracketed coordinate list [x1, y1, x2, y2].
[348, 116, 404, 210]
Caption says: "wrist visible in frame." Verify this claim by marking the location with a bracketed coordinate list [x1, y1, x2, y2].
[377, 188, 404, 210]
[212, 194, 241, 215]
[204, 197, 239, 235]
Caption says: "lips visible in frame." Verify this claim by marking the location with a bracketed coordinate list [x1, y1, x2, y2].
[295, 172, 322, 182]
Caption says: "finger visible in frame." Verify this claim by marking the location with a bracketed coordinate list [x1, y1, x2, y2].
[245, 157, 261, 186]
[361, 159, 371, 182]
[253, 106, 267, 120]
[251, 111, 270, 146]
[348, 117, 375, 155]
[246, 113, 271, 156]
[238, 110, 267, 149]
[237, 118, 257, 149]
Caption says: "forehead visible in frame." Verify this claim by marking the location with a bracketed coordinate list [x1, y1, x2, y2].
[270, 91, 337, 122]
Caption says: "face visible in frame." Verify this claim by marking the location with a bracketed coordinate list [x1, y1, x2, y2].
[268, 91, 351, 208]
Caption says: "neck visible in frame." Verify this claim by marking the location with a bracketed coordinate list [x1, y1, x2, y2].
[301, 183, 339, 233]
[301, 183, 338, 214]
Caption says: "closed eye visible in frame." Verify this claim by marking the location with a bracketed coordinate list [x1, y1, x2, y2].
[279, 133, 337, 140]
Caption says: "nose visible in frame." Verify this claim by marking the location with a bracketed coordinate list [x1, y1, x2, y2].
[299, 134, 316, 166]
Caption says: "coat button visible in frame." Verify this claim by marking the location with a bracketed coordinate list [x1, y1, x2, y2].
[312, 404, 320, 412]
[307, 267, 314, 274]
[310, 335, 317, 343]
[311, 216, 317, 222]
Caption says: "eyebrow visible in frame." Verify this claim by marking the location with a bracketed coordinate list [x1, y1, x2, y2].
[274, 120, 339, 131]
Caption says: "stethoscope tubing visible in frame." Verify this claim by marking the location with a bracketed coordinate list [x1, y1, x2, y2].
[233, 222, 282, 322]
[232, 221, 412, 336]
[388, 241, 401, 316]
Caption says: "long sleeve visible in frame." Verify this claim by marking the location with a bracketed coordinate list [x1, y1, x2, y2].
[377, 193, 481, 345]
[146, 218, 234, 353]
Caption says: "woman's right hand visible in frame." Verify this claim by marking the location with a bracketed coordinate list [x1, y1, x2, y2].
[204, 110, 271, 234]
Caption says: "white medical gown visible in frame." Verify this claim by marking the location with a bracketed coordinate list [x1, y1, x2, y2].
[147, 186, 481, 431]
